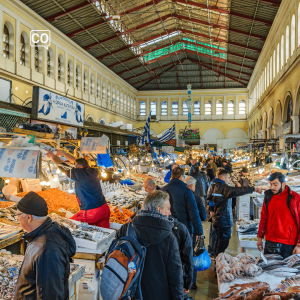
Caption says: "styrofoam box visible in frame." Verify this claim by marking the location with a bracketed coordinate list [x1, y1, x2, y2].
[73, 227, 116, 250]
[73, 259, 97, 278]
[110, 222, 122, 230]
[76, 244, 110, 255]
[239, 202, 250, 208]
[239, 234, 265, 248]
[78, 280, 99, 299]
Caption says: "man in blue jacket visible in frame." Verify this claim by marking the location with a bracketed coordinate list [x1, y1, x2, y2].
[162, 167, 203, 236]
[164, 163, 178, 183]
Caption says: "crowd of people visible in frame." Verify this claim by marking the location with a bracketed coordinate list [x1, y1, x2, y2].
[11, 152, 300, 300]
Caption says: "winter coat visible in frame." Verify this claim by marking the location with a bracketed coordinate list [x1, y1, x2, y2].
[116, 213, 184, 300]
[206, 168, 215, 182]
[194, 192, 207, 221]
[172, 218, 193, 290]
[258, 186, 300, 245]
[164, 170, 172, 183]
[191, 170, 209, 197]
[207, 178, 254, 227]
[162, 179, 203, 235]
[15, 217, 76, 300]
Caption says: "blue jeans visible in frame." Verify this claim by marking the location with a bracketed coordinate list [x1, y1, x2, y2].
[264, 240, 295, 259]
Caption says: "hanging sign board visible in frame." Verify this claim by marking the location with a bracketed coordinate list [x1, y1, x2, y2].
[80, 137, 108, 154]
[283, 122, 292, 135]
[236, 142, 247, 147]
[31, 87, 84, 127]
[0, 148, 40, 179]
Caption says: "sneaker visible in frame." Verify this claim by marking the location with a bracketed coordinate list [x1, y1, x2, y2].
[191, 283, 198, 290]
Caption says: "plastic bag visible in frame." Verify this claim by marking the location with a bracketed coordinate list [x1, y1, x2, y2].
[193, 247, 211, 271]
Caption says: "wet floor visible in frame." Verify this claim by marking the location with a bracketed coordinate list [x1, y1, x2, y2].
[189, 221, 239, 300]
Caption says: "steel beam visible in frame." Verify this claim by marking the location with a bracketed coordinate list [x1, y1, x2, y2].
[46, 2, 91, 22]
[230, 12, 272, 26]
[108, 56, 138, 68]
[227, 51, 257, 62]
[83, 34, 120, 50]
[97, 46, 129, 60]
[67, 20, 107, 37]
[175, 65, 181, 88]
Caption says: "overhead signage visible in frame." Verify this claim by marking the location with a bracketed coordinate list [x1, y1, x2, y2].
[236, 142, 247, 147]
[32, 87, 84, 127]
[81, 137, 108, 154]
[0, 148, 40, 179]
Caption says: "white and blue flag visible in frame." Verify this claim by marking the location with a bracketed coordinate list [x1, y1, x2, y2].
[138, 115, 151, 145]
[158, 124, 175, 142]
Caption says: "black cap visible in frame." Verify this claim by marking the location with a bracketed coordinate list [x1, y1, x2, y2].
[17, 191, 48, 216]
[241, 167, 248, 173]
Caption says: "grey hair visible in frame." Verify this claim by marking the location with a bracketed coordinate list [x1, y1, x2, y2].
[184, 176, 197, 186]
[32, 215, 48, 221]
[144, 178, 155, 187]
[142, 191, 169, 211]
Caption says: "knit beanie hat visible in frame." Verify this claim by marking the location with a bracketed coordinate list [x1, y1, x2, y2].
[17, 191, 48, 216]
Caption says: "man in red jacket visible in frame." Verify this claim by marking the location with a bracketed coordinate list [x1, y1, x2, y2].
[257, 172, 300, 258]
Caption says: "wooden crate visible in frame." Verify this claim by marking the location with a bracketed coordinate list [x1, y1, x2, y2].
[13, 127, 55, 139]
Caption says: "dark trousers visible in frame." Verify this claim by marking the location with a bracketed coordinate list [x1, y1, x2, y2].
[214, 226, 232, 257]
[208, 222, 216, 256]
[192, 235, 197, 284]
[264, 240, 296, 259]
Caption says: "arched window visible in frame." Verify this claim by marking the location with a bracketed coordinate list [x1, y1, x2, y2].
[35, 45, 40, 72]
[47, 48, 54, 78]
[124, 94, 127, 111]
[172, 101, 178, 115]
[161, 101, 167, 115]
[102, 81, 106, 100]
[291, 14, 295, 54]
[20, 34, 25, 65]
[183, 100, 188, 115]
[194, 100, 200, 114]
[286, 25, 289, 62]
[57, 55, 65, 82]
[67, 61, 73, 86]
[112, 87, 116, 103]
[281, 35, 284, 69]
[120, 92, 123, 108]
[228, 100, 234, 114]
[90, 74, 94, 95]
[97, 78, 100, 98]
[140, 101, 146, 116]
[270, 58, 272, 84]
[107, 85, 111, 102]
[83, 70, 88, 93]
[76, 65, 81, 90]
[239, 100, 246, 114]
[216, 100, 223, 114]
[298, 3, 300, 46]
[151, 101, 156, 115]
[277, 43, 279, 73]
[116, 90, 119, 106]
[134, 99, 136, 115]
[99, 118, 106, 125]
[3, 25, 9, 58]
[205, 100, 211, 114]
[128, 97, 131, 112]
[267, 62, 269, 87]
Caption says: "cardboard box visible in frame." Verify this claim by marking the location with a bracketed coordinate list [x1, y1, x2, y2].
[21, 179, 42, 193]
[78, 280, 99, 300]
[73, 259, 100, 283]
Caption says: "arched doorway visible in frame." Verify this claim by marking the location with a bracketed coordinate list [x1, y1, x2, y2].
[262, 112, 267, 139]
[282, 92, 293, 134]
[267, 107, 274, 138]
[274, 100, 283, 137]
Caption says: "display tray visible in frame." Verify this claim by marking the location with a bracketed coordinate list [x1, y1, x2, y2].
[110, 222, 122, 230]
[76, 243, 110, 255]
[73, 227, 116, 250]
[68, 263, 85, 288]
[238, 234, 265, 248]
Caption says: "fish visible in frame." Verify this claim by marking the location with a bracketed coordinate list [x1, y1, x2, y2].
[263, 254, 283, 260]
[246, 287, 270, 298]
[263, 296, 281, 300]
[265, 293, 296, 300]
[265, 267, 298, 273]
[244, 290, 265, 300]
[283, 255, 297, 262]
[218, 287, 242, 299]
[259, 260, 287, 269]
[266, 271, 297, 277]
[231, 287, 253, 298]
[227, 296, 246, 300]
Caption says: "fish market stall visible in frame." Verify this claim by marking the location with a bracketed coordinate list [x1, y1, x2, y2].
[216, 252, 300, 296]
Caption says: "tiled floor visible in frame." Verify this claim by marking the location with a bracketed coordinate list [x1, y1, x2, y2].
[189, 221, 239, 300]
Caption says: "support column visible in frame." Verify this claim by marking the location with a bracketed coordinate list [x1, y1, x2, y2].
[168, 97, 171, 116]
[0, 10, 3, 56]
[15, 20, 20, 65]
[212, 96, 216, 115]
[65, 53, 68, 85]
[292, 115, 299, 134]
[201, 96, 205, 115]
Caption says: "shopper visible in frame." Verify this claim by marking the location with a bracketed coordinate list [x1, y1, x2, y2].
[209, 158, 217, 175]
[206, 163, 215, 182]
[257, 172, 300, 258]
[162, 167, 203, 236]
[46, 150, 110, 228]
[189, 159, 199, 175]
[223, 160, 232, 173]
[116, 191, 185, 300]
[15, 192, 76, 300]
[164, 163, 178, 183]
[207, 169, 261, 257]
[143, 177, 160, 192]
[236, 167, 252, 187]
[190, 166, 209, 209]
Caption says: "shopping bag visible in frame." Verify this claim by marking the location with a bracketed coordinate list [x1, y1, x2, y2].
[193, 247, 211, 271]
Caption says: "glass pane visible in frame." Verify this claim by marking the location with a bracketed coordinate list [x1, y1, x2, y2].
[194, 101, 200, 115]
[172, 101, 178, 115]
[183, 100, 188, 115]
[205, 101, 211, 115]
[151, 101, 156, 115]
[161, 101, 167, 115]
[140, 102, 146, 116]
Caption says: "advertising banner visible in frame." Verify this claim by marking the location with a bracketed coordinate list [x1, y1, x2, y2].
[0, 148, 40, 178]
[32, 87, 84, 127]
[80, 137, 108, 154]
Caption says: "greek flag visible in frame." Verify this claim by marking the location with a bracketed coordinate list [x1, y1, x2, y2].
[138, 116, 151, 145]
[159, 124, 175, 142]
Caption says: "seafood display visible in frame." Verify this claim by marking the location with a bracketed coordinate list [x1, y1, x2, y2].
[105, 188, 144, 208]
[16, 189, 80, 214]
[109, 206, 135, 224]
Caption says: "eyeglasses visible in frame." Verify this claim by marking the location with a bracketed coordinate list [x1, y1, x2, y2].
[13, 213, 24, 221]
